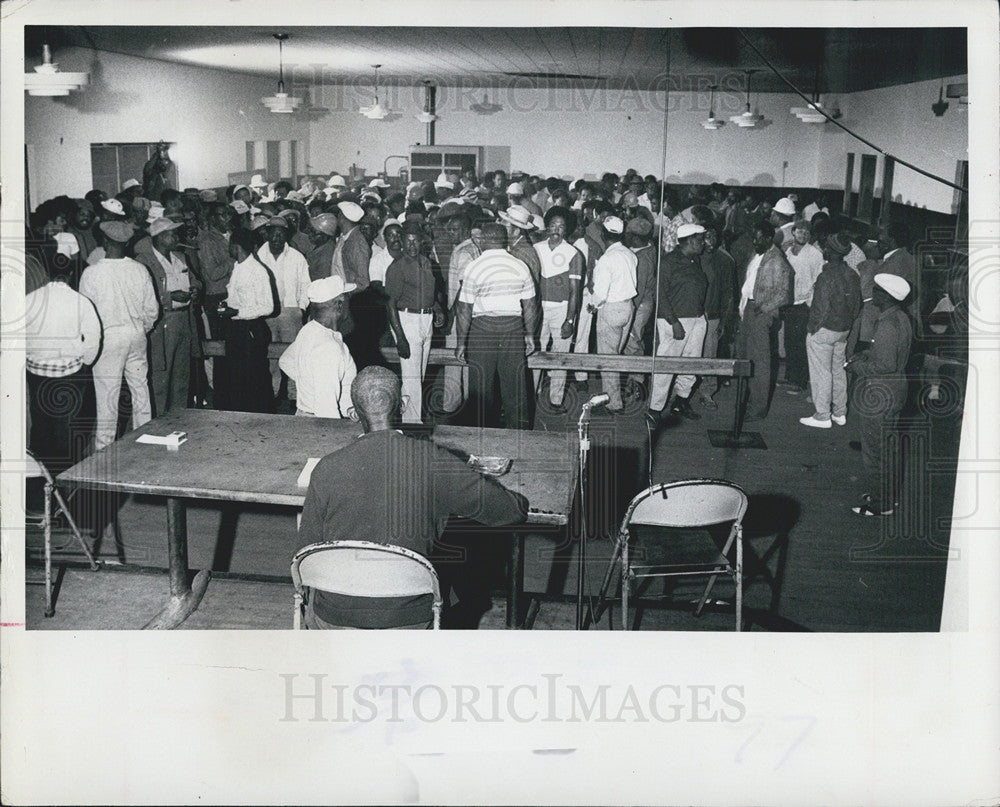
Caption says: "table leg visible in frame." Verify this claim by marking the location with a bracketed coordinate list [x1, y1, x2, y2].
[143, 497, 211, 629]
[731, 376, 746, 440]
[507, 533, 524, 629]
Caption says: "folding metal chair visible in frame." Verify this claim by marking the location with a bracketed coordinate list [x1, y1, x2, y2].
[24, 451, 101, 617]
[593, 479, 748, 631]
[291, 540, 443, 629]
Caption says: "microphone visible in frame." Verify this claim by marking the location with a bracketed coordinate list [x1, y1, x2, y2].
[582, 393, 610, 410]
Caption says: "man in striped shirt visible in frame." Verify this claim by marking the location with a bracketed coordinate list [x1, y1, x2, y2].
[453, 223, 539, 430]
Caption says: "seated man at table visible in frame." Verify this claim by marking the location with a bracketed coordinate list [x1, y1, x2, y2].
[297, 365, 529, 628]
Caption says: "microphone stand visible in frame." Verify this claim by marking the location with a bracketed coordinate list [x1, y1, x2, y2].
[576, 403, 594, 630]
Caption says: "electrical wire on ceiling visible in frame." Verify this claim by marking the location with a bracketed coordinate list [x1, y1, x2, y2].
[736, 29, 967, 194]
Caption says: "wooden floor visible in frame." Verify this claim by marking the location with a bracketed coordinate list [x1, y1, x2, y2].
[25, 366, 961, 631]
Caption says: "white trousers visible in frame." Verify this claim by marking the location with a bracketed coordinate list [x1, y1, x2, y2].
[92, 326, 152, 450]
[649, 316, 708, 411]
[533, 301, 573, 404]
[397, 310, 434, 423]
[573, 289, 594, 381]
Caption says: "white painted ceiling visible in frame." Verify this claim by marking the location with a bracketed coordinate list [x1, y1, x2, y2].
[28, 26, 966, 94]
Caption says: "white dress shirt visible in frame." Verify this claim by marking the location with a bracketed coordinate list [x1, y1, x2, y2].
[278, 320, 357, 418]
[257, 244, 310, 310]
[740, 252, 764, 317]
[590, 242, 637, 307]
[227, 256, 275, 320]
[79, 257, 159, 333]
[368, 245, 394, 286]
[25, 281, 102, 376]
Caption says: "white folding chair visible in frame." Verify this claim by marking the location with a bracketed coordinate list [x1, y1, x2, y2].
[594, 479, 748, 631]
[24, 451, 101, 618]
[291, 541, 443, 629]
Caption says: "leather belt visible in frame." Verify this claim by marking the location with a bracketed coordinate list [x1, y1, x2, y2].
[398, 307, 432, 314]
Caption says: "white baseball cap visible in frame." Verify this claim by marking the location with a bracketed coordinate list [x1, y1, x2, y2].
[677, 223, 706, 239]
[308, 276, 356, 303]
[336, 201, 364, 222]
[873, 273, 911, 301]
[603, 216, 624, 235]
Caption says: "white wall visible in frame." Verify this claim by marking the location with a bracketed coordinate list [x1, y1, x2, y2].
[305, 82, 834, 188]
[25, 47, 309, 205]
[815, 74, 968, 214]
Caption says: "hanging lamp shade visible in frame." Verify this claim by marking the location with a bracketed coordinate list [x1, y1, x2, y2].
[360, 64, 393, 120]
[730, 70, 762, 128]
[261, 34, 302, 114]
[415, 80, 437, 123]
[25, 44, 89, 96]
[790, 61, 836, 123]
[470, 90, 503, 115]
[702, 84, 724, 130]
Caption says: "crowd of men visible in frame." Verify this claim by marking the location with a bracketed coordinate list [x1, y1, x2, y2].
[26, 163, 965, 527]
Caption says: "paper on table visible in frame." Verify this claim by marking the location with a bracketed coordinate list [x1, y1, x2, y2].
[297, 457, 321, 488]
[136, 431, 187, 447]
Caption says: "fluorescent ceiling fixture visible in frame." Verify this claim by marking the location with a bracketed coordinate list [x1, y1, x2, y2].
[25, 44, 89, 96]
[261, 34, 302, 114]
[415, 110, 437, 123]
[790, 101, 834, 123]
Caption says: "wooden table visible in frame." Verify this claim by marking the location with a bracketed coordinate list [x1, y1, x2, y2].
[56, 410, 578, 629]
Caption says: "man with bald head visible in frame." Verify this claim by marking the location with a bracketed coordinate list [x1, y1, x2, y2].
[297, 365, 528, 629]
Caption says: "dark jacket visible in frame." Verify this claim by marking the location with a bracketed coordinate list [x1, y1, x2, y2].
[808, 260, 862, 334]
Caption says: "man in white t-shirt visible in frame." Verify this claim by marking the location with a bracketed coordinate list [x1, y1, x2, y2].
[279, 277, 357, 418]
[532, 206, 583, 411]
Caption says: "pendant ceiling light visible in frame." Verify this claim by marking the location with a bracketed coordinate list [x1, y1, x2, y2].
[361, 64, 392, 120]
[790, 59, 840, 123]
[261, 34, 302, 114]
[25, 44, 89, 96]
[702, 84, 724, 130]
[730, 69, 763, 128]
[470, 90, 503, 116]
[415, 80, 437, 123]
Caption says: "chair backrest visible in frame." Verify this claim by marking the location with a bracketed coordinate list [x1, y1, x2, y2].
[623, 479, 748, 531]
[291, 540, 441, 603]
[24, 450, 51, 482]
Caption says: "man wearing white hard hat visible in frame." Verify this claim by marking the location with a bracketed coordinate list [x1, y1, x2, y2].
[256, 216, 311, 400]
[770, 197, 797, 248]
[332, 200, 376, 366]
[646, 222, 708, 423]
[588, 216, 637, 412]
[326, 174, 347, 190]
[846, 272, 912, 517]
[279, 277, 358, 418]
